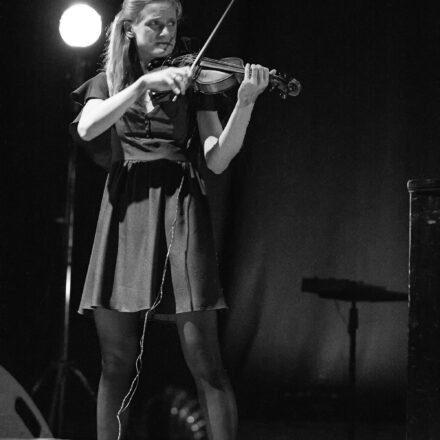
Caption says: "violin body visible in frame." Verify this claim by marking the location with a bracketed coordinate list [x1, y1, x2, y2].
[193, 57, 244, 94]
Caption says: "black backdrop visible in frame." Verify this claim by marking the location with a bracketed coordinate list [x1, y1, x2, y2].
[2, 0, 440, 431]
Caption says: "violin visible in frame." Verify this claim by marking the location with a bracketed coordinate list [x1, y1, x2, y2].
[150, 0, 301, 101]
[150, 53, 301, 100]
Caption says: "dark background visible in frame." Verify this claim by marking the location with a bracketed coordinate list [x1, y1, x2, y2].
[2, 0, 440, 437]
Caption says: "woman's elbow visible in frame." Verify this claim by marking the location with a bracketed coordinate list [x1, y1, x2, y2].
[76, 122, 94, 142]
[206, 158, 228, 174]
[204, 140, 227, 174]
[208, 165, 225, 175]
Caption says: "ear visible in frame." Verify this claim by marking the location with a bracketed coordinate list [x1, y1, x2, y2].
[123, 22, 134, 39]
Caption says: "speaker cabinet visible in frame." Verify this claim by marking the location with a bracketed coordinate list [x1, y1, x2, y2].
[0, 365, 53, 438]
[407, 179, 440, 440]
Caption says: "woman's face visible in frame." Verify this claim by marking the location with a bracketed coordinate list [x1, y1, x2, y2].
[131, 1, 178, 63]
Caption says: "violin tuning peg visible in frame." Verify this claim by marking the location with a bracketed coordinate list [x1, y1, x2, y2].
[278, 89, 287, 98]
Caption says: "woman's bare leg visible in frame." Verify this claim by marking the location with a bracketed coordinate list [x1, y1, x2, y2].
[94, 308, 140, 440]
[176, 310, 237, 440]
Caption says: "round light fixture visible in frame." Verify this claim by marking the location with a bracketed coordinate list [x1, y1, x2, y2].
[59, 4, 102, 48]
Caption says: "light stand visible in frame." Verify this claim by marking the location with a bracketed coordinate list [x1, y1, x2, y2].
[32, 54, 97, 436]
[32, 5, 102, 436]
[32, 126, 96, 435]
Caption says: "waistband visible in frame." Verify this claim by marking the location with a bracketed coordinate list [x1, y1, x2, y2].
[119, 141, 190, 163]
[113, 158, 207, 195]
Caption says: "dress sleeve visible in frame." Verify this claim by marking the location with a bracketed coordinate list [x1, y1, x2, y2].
[69, 73, 112, 171]
[71, 72, 109, 105]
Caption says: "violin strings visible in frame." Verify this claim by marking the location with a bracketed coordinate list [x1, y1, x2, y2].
[196, 56, 281, 79]
[174, 53, 286, 79]
[175, 53, 246, 74]
[199, 56, 245, 73]
[174, 53, 285, 86]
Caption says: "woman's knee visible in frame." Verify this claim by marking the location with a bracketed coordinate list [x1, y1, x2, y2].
[177, 311, 228, 388]
[101, 348, 137, 380]
[187, 347, 228, 388]
[94, 308, 140, 380]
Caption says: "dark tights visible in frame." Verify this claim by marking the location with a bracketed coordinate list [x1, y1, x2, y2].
[94, 308, 237, 440]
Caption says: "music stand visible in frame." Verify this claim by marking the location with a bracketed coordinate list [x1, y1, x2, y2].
[302, 277, 407, 440]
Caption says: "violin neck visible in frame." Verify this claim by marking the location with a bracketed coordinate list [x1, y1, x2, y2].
[199, 59, 244, 75]
[200, 58, 282, 83]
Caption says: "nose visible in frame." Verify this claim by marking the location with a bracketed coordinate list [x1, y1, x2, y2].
[159, 24, 172, 38]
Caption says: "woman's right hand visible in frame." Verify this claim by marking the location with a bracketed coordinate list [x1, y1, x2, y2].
[142, 66, 191, 95]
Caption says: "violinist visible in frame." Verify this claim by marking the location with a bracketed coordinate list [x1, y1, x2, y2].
[71, 0, 269, 439]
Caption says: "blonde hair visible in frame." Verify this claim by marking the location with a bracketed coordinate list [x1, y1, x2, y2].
[104, 0, 182, 95]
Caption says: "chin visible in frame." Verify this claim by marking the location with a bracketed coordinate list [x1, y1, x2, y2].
[156, 44, 174, 55]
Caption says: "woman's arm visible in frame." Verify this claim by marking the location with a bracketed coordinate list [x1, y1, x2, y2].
[77, 67, 191, 141]
[197, 64, 269, 174]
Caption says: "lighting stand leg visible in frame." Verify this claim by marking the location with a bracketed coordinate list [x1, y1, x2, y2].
[32, 143, 96, 437]
[348, 299, 358, 440]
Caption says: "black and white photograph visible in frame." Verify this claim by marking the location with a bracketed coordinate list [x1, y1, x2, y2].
[2, 1, 440, 439]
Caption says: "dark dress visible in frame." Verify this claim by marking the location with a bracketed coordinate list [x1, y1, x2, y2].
[71, 72, 226, 316]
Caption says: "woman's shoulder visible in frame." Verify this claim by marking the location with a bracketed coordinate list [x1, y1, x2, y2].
[90, 71, 107, 82]
[71, 71, 109, 106]
[78, 71, 108, 89]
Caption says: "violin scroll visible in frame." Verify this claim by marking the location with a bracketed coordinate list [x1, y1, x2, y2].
[269, 72, 302, 99]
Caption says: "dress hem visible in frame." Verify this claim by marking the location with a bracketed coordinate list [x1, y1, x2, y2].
[78, 302, 228, 317]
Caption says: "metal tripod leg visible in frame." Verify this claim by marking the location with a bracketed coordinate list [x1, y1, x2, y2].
[348, 299, 358, 440]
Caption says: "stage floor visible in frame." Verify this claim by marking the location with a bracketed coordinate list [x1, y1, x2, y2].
[239, 419, 405, 440]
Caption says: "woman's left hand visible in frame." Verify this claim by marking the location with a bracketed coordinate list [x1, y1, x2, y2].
[237, 64, 271, 107]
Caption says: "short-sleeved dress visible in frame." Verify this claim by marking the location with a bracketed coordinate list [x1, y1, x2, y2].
[70, 72, 226, 316]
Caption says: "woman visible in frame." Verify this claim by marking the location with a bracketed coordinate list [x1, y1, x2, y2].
[71, 0, 269, 439]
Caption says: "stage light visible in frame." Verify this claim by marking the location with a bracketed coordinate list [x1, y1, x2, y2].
[59, 4, 102, 48]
